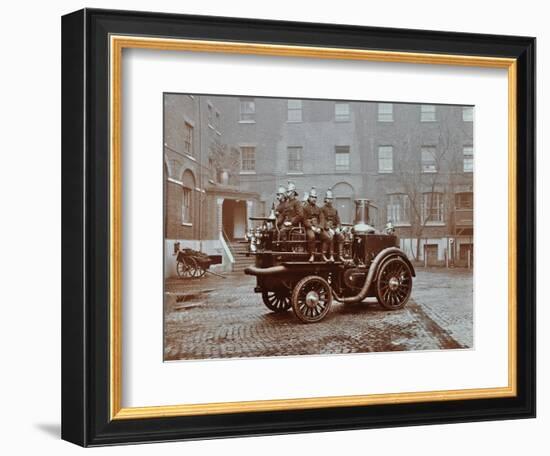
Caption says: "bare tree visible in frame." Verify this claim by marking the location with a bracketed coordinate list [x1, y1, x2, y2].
[209, 142, 241, 186]
[394, 109, 462, 261]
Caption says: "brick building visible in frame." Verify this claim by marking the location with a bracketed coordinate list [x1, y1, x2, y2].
[163, 94, 261, 277]
[212, 96, 474, 267]
[164, 94, 474, 275]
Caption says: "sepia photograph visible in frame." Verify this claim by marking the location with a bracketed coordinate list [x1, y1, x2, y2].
[57, 5, 536, 447]
[163, 94, 474, 361]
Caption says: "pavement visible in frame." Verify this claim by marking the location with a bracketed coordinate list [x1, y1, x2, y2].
[164, 267, 473, 361]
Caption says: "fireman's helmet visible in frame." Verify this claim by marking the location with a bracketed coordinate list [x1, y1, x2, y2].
[325, 188, 334, 202]
[287, 181, 297, 196]
[276, 185, 286, 196]
[309, 187, 318, 199]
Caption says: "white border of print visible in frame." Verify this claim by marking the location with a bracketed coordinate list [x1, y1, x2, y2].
[121, 48, 508, 408]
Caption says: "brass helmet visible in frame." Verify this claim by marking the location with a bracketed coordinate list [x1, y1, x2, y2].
[276, 185, 287, 201]
[309, 187, 318, 198]
[325, 188, 334, 202]
[302, 191, 309, 202]
[287, 181, 297, 196]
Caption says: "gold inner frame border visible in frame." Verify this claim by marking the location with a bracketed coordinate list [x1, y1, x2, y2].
[109, 35, 517, 420]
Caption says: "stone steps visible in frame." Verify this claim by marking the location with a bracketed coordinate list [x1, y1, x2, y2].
[227, 240, 254, 272]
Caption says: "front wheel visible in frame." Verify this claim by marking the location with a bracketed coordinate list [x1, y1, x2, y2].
[375, 257, 413, 310]
[291, 275, 333, 323]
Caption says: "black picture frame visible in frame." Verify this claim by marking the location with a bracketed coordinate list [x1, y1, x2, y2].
[62, 8, 536, 447]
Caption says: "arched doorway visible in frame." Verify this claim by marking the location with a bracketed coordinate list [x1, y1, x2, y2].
[222, 199, 247, 240]
[332, 182, 355, 224]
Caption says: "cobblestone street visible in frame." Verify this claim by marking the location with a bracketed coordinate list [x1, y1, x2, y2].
[164, 268, 473, 361]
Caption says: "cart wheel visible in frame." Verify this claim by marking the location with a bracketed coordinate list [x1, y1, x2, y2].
[176, 260, 187, 278]
[375, 257, 413, 310]
[194, 262, 206, 278]
[291, 275, 332, 323]
[262, 291, 291, 313]
[176, 257, 197, 279]
[186, 257, 199, 278]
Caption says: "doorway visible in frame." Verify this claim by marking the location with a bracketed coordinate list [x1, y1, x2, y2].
[222, 199, 247, 240]
[425, 244, 439, 266]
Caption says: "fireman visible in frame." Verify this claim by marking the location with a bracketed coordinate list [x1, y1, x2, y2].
[321, 188, 344, 262]
[274, 185, 287, 222]
[277, 181, 303, 240]
[303, 187, 325, 262]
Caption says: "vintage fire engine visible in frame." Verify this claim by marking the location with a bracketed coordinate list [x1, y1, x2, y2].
[244, 199, 415, 323]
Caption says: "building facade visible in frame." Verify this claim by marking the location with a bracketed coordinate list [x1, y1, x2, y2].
[164, 94, 474, 274]
[211, 96, 474, 267]
[163, 94, 262, 277]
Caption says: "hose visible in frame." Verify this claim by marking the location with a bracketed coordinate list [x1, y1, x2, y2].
[332, 247, 405, 303]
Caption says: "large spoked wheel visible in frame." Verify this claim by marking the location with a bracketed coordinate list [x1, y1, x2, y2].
[375, 257, 413, 310]
[194, 262, 206, 278]
[262, 290, 291, 313]
[291, 275, 333, 323]
[176, 257, 198, 279]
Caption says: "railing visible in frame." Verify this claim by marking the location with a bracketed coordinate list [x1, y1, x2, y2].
[219, 229, 235, 264]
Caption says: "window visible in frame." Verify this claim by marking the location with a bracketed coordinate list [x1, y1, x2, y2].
[387, 194, 410, 225]
[421, 146, 437, 173]
[377, 103, 393, 122]
[182, 187, 192, 224]
[378, 145, 393, 173]
[463, 146, 474, 172]
[288, 146, 303, 172]
[183, 122, 194, 156]
[455, 192, 473, 210]
[335, 103, 350, 121]
[335, 146, 350, 171]
[462, 106, 474, 122]
[239, 98, 255, 122]
[421, 192, 444, 224]
[421, 104, 436, 122]
[287, 99, 303, 122]
[240, 146, 256, 172]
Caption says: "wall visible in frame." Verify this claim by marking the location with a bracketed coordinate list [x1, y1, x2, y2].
[214, 96, 473, 262]
[0, 1, 545, 456]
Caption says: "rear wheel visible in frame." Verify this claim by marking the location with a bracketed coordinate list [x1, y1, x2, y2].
[262, 290, 291, 312]
[291, 275, 332, 323]
[375, 257, 413, 310]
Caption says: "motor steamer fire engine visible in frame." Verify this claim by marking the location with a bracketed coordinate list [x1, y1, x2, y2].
[244, 199, 415, 323]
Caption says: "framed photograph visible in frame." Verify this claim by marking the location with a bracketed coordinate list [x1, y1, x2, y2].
[62, 8, 535, 446]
